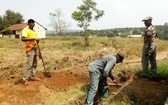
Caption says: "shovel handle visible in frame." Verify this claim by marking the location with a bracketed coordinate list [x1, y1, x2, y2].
[37, 43, 46, 72]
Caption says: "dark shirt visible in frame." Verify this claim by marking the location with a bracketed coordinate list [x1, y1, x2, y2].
[92, 56, 116, 77]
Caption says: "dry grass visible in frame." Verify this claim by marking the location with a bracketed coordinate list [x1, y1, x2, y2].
[43, 84, 87, 105]
[0, 36, 168, 77]
[0, 37, 168, 105]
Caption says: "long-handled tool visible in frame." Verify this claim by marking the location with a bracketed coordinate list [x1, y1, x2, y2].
[37, 43, 51, 78]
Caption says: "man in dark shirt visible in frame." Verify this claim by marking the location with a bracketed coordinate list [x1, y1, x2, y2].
[141, 16, 157, 77]
[86, 52, 124, 105]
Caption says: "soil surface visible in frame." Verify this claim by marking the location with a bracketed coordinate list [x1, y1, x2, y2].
[0, 51, 168, 105]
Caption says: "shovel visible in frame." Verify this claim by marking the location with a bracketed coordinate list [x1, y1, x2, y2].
[37, 43, 52, 78]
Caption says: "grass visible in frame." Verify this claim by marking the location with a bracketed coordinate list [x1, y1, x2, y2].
[103, 58, 168, 105]
[0, 36, 168, 105]
[157, 59, 168, 78]
[49, 58, 168, 105]
[43, 84, 87, 105]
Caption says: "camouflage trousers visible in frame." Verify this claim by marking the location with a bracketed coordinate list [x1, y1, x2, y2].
[23, 49, 37, 81]
[141, 43, 157, 76]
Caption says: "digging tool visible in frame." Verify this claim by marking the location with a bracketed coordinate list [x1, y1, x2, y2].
[108, 83, 123, 86]
[108, 81, 123, 88]
[37, 43, 51, 78]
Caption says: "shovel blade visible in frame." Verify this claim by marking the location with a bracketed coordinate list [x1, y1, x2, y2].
[43, 71, 52, 78]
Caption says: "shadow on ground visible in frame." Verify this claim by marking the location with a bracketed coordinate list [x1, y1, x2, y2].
[111, 73, 168, 105]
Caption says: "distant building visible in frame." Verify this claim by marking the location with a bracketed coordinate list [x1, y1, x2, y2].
[0, 21, 47, 39]
[127, 35, 142, 38]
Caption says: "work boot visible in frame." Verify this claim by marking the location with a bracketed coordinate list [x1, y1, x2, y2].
[30, 77, 41, 81]
[140, 72, 148, 78]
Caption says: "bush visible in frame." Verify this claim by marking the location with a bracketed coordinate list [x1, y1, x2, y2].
[3, 27, 13, 35]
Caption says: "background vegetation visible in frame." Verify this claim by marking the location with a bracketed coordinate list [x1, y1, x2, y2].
[0, 9, 168, 41]
[0, 9, 24, 31]
[0, 36, 168, 105]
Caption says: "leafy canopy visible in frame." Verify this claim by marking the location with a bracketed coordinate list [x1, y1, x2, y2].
[0, 9, 24, 31]
[72, 0, 104, 30]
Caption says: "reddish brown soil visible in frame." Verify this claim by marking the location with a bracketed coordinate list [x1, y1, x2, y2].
[112, 74, 168, 105]
[0, 51, 168, 105]
[0, 67, 89, 105]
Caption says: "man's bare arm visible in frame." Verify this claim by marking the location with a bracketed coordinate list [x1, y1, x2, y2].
[21, 36, 39, 42]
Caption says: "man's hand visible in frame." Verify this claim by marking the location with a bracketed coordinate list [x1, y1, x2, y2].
[36, 39, 40, 43]
[109, 74, 115, 81]
[21, 36, 39, 42]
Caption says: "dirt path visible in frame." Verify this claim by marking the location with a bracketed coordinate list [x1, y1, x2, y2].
[124, 51, 168, 66]
[0, 51, 168, 105]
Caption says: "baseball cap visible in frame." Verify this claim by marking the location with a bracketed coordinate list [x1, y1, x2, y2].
[142, 16, 152, 21]
[117, 52, 124, 62]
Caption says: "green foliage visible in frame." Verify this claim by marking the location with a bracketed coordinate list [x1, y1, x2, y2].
[157, 59, 168, 78]
[3, 9, 24, 25]
[132, 30, 142, 35]
[72, 0, 104, 46]
[63, 23, 168, 40]
[0, 16, 4, 31]
[0, 9, 24, 31]
[156, 25, 168, 40]
[72, 0, 104, 29]
[3, 27, 13, 35]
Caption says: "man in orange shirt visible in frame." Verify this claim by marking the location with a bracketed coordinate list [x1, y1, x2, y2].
[21, 19, 41, 86]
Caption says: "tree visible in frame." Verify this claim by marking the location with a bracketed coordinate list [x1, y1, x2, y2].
[49, 9, 70, 35]
[72, 0, 104, 46]
[0, 9, 24, 31]
[0, 16, 5, 31]
[3, 9, 24, 26]
[132, 30, 141, 35]
[3, 27, 13, 35]
[164, 22, 168, 26]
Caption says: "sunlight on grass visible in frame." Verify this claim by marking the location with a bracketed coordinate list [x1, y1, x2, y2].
[102, 58, 168, 105]
[0, 37, 168, 105]
[44, 84, 87, 105]
[157, 59, 168, 78]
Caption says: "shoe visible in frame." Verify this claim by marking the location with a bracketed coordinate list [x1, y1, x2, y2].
[149, 74, 157, 81]
[30, 77, 41, 81]
[22, 81, 29, 86]
[140, 73, 148, 78]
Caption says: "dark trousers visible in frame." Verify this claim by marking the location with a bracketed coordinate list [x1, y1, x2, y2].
[141, 43, 157, 75]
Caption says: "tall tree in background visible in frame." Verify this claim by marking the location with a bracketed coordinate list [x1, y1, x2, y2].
[72, 0, 104, 46]
[0, 16, 5, 31]
[49, 9, 70, 35]
[0, 9, 24, 31]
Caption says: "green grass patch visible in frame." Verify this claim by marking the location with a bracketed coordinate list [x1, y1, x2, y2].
[106, 59, 168, 105]
[157, 59, 168, 78]
[44, 84, 87, 105]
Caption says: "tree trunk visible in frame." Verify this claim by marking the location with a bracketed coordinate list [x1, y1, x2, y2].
[84, 26, 89, 47]
[84, 34, 89, 47]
